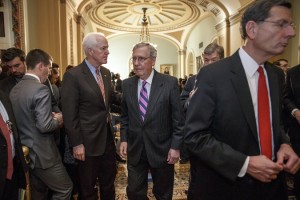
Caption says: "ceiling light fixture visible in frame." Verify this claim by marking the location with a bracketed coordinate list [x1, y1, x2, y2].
[140, 7, 150, 42]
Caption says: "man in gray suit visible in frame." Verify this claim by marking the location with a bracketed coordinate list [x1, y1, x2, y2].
[10, 49, 72, 200]
[120, 42, 184, 200]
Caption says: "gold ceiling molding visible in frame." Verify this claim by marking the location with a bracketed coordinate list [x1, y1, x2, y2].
[88, 0, 201, 32]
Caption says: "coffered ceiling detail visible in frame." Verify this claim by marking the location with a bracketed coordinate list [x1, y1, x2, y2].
[69, 0, 250, 39]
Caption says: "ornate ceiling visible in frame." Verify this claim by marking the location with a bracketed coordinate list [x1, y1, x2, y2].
[70, 0, 251, 37]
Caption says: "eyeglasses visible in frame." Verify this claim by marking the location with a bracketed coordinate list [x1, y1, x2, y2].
[131, 56, 150, 63]
[259, 20, 296, 30]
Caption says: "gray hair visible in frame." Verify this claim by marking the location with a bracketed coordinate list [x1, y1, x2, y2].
[132, 42, 157, 58]
[82, 32, 105, 56]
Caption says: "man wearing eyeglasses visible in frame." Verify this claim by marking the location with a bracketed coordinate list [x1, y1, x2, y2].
[120, 42, 184, 200]
[185, 0, 299, 200]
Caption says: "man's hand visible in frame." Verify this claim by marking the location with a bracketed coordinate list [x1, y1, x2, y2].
[120, 142, 127, 159]
[167, 149, 180, 164]
[247, 155, 283, 182]
[73, 144, 85, 161]
[276, 144, 300, 174]
[293, 110, 300, 124]
[53, 112, 63, 128]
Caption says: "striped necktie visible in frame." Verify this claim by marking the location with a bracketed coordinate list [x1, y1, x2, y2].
[139, 80, 148, 121]
[96, 68, 105, 103]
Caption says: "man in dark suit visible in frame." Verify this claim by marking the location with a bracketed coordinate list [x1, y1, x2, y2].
[10, 49, 72, 200]
[283, 64, 300, 199]
[61, 32, 119, 200]
[0, 91, 27, 200]
[185, 1, 300, 200]
[180, 43, 224, 163]
[0, 48, 26, 95]
[119, 42, 184, 200]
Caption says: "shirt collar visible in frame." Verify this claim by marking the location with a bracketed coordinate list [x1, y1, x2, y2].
[139, 69, 154, 85]
[25, 73, 40, 83]
[239, 47, 265, 78]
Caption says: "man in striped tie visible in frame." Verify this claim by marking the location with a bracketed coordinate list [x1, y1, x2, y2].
[120, 42, 184, 200]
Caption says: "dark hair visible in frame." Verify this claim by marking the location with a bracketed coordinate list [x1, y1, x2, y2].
[26, 49, 52, 70]
[240, 0, 292, 40]
[1, 48, 26, 62]
[203, 43, 224, 59]
[66, 65, 74, 71]
[52, 63, 59, 69]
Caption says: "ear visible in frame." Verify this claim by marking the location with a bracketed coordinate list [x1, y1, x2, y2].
[37, 62, 43, 71]
[88, 48, 94, 56]
[245, 21, 258, 40]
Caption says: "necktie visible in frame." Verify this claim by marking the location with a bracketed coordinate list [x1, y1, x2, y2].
[139, 80, 148, 121]
[96, 68, 105, 103]
[0, 114, 13, 179]
[257, 66, 272, 159]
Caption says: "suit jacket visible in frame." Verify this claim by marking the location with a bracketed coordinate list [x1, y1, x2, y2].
[61, 61, 116, 156]
[0, 91, 27, 198]
[180, 74, 196, 113]
[0, 76, 18, 96]
[10, 75, 61, 169]
[120, 70, 184, 168]
[283, 64, 300, 140]
[185, 50, 289, 197]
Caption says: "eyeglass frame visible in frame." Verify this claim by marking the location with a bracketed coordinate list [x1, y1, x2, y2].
[258, 20, 296, 30]
[131, 56, 151, 63]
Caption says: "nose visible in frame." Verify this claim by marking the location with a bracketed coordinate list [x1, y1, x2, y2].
[287, 25, 296, 38]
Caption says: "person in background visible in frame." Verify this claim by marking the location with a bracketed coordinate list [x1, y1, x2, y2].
[10, 49, 72, 200]
[0, 91, 27, 200]
[179, 42, 224, 164]
[115, 73, 122, 93]
[61, 32, 119, 200]
[51, 63, 61, 88]
[120, 42, 184, 200]
[273, 58, 289, 75]
[0, 48, 26, 95]
[283, 63, 300, 200]
[185, 1, 300, 199]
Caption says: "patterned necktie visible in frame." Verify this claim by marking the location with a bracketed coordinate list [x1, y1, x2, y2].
[0, 114, 13, 179]
[96, 68, 105, 103]
[257, 66, 272, 159]
[139, 80, 148, 121]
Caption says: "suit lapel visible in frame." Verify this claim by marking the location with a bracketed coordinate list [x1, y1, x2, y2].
[265, 63, 280, 146]
[230, 52, 258, 142]
[128, 77, 141, 121]
[144, 71, 163, 122]
[81, 62, 104, 105]
[100, 67, 111, 108]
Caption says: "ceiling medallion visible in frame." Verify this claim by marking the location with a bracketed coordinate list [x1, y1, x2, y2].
[88, 0, 200, 32]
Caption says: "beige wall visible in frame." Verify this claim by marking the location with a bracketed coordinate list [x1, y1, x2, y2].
[4, 0, 300, 77]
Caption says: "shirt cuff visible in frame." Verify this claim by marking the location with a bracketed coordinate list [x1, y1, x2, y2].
[238, 156, 249, 177]
[291, 108, 299, 117]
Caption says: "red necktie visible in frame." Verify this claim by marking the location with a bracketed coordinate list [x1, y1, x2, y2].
[257, 66, 272, 159]
[0, 114, 13, 179]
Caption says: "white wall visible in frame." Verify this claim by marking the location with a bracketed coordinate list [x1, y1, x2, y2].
[185, 16, 218, 74]
[105, 34, 178, 79]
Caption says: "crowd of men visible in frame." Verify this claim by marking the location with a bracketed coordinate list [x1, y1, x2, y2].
[0, 0, 300, 200]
